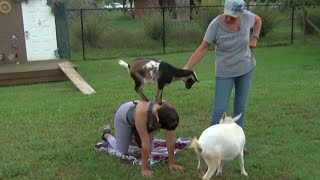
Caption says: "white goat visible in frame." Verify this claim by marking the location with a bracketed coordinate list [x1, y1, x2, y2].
[189, 113, 248, 180]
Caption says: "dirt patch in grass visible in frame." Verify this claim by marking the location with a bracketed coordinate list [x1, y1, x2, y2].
[58, 164, 77, 177]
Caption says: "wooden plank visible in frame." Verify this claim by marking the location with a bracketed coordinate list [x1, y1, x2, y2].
[58, 61, 95, 95]
[0, 69, 63, 80]
[0, 60, 78, 86]
[0, 59, 76, 74]
[0, 75, 68, 86]
[0, 60, 77, 80]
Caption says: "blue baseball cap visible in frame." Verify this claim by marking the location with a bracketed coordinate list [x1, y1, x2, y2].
[224, 0, 245, 17]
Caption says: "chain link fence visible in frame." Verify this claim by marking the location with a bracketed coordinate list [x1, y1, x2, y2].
[66, 4, 319, 61]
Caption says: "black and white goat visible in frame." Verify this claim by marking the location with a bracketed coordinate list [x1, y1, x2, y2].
[118, 58, 199, 104]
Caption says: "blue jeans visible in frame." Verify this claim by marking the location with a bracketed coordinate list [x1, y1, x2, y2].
[210, 69, 254, 127]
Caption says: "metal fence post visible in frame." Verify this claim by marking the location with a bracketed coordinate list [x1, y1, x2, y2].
[162, 7, 166, 54]
[291, 5, 295, 45]
[80, 9, 86, 60]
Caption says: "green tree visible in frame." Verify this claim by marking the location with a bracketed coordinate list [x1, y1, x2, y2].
[279, 0, 319, 6]
[197, 0, 223, 5]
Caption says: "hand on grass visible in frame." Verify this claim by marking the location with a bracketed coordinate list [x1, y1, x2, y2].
[141, 169, 154, 177]
[168, 163, 183, 172]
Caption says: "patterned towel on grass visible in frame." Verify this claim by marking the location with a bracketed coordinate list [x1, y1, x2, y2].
[94, 137, 190, 166]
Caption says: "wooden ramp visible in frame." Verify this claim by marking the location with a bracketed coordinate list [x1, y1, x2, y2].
[58, 61, 95, 95]
[0, 59, 76, 86]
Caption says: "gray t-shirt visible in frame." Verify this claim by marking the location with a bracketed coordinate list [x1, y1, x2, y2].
[204, 10, 256, 77]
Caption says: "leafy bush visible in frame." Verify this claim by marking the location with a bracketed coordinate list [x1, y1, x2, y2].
[142, 10, 172, 41]
[297, 7, 320, 35]
[99, 29, 152, 49]
[251, 7, 280, 38]
[68, 17, 82, 51]
[192, 6, 222, 31]
[166, 21, 203, 46]
[69, 12, 109, 50]
[200, 0, 223, 5]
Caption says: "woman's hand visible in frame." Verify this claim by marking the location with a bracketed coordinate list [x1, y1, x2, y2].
[250, 14, 261, 49]
[249, 38, 258, 49]
[141, 169, 154, 177]
[135, 103, 153, 177]
[184, 41, 209, 70]
[168, 163, 183, 171]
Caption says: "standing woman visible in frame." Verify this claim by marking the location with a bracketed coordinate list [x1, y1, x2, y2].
[184, 0, 262, 128]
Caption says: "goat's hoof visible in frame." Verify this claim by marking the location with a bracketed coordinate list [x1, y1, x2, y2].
[216, 171, 222, 176]
[243, 148, 250, 156]
[241, 171, 248, 176]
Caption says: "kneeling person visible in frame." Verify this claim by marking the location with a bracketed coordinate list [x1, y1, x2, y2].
[102, 100, 183, 177]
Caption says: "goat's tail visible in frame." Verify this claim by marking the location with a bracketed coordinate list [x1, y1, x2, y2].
[189, 137, 203, 155]
[118, 60, 130, 72]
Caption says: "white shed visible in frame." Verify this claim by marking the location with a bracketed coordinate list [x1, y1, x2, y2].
[0, 0, 73, 87]
[0, 0, 69, 64]
[21, 0, 58, 61]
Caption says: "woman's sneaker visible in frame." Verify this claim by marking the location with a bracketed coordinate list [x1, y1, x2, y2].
[95, 141, 107, 151]
[101, 125, 111, 141]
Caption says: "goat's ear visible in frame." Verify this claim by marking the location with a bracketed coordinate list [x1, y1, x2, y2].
[154, 112, 160, 123]
[233, 113, 242, 122]
[222, 113, 226, 120]
[193, 72, 199, 82]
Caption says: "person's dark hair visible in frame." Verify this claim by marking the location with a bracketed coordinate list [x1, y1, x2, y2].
[157, 105, 179, 130]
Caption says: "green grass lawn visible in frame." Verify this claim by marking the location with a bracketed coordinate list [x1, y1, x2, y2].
[1, 46, 320, 179]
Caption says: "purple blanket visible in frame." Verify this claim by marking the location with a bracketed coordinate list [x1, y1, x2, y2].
[94, 137, 190, 165]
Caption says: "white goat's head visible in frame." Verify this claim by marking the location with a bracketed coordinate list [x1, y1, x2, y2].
[219, 113, 242, 124]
